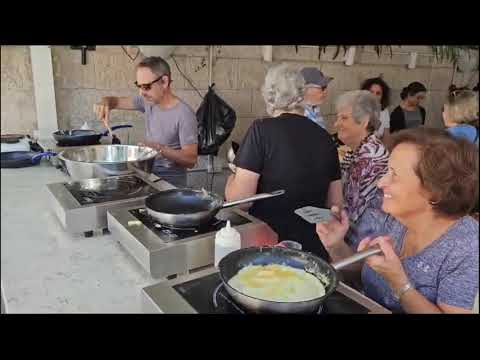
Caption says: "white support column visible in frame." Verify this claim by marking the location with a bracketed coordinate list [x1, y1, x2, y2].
[30, 46, 58, 140]
[1, 280, 6, 314]
[407, 52, 418, 69]
[262, 46, 273, 62]
[344, 46, 356, 66]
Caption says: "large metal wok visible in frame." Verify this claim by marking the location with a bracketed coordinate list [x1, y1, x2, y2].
[218, 245, 382, 314]
[58, 145, 158, 180]
[145, 188, 285, 228]
[65, 175, 150, 195]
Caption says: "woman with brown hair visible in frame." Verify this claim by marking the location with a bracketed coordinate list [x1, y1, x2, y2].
[317, 127, 479, 313]
[360, 76, 392, 143]
[390, 82, 427, 133]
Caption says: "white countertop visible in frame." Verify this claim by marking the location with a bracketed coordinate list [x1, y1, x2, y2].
[1, 162, 163, 313]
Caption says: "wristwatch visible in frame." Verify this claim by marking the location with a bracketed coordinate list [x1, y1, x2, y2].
[393, 281, 414, 301]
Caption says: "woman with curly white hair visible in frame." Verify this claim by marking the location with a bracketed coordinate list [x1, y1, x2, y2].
[225, 63, 343, 259]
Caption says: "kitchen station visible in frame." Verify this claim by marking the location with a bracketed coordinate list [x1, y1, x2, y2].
[0, 134, 390, 314]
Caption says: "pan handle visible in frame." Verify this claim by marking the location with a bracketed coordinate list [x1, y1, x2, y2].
[221, 190, 285, 209]
[31, 151, 57, 162]
[331, 245, 382, 271]
[101, 125, 133, 136]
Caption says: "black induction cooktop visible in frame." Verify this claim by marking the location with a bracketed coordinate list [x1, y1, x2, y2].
[173, 272, 370, 314]
[64, 176, 159, 205]
[129, 208, 251, 242]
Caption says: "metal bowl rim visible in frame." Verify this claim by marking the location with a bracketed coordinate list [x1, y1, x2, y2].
[58, 144, 158, 164]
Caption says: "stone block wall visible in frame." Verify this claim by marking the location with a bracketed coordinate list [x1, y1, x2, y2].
[1, 46, 37, 133]
[2, 45, 478, 158]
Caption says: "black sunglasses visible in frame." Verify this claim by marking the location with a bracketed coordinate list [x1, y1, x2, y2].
[134, 74, 166, 91]
[449, 90, 465, 97]
[308, 85, 327, 91]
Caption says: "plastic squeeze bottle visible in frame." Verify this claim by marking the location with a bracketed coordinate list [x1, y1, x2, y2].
[214, 220, 241, 267]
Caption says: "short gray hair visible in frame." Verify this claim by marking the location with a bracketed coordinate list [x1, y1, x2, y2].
[336, 90, 381, 133]
[137, 56, 171, 83]
[261, 63, 305, 115]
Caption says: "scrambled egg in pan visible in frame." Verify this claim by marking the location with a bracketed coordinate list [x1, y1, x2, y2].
[228, 264, 325, 302]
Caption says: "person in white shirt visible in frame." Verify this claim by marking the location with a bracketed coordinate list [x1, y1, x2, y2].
[361, 76, 392, 143]
[300, 67, 334, 130]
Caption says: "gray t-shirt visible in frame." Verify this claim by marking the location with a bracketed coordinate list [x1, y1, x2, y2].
[403, 108, 423, 129]
[352, 207, 479, 313]
[133, 95, 197, 175]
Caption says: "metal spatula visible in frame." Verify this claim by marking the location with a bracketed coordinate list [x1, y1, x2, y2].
[295, 206, 335, 224]
[295, 206, 361, 237]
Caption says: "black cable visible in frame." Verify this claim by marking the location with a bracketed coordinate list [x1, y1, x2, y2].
[121, 46, 140, 62]
[210, 171, 215, 192]
[171, 55, 204, 100]
[203, 156, 215, 192]
[210, 157, 215, 192]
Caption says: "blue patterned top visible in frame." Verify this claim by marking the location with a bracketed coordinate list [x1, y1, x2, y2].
[351, 207, 479, 313]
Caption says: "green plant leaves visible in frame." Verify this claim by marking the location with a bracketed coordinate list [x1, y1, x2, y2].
[292, 45, 478, 64]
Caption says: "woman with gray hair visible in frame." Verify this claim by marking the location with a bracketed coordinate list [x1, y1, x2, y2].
[262, 63, 305, 116]
[333, 90, 389, 248]
[225, 63, 343, 259]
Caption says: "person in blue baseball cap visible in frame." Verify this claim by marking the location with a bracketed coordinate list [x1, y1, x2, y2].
[300, 67, 334, 129]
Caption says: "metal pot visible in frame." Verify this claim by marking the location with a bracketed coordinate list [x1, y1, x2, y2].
[57, 145, 158, 180]
[145, 188, 285, 228]
[218, 245, 382, 314]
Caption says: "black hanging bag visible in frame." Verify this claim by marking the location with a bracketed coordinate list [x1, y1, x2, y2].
[196, 84, 236, 156]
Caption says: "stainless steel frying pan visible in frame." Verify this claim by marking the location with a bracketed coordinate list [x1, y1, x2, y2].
[218, 245, 382, 314]
[145, 188, 285, 227]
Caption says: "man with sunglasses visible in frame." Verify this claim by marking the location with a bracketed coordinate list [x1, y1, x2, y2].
[94, 56, 198, 187]
[300, 67, 333, 130]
